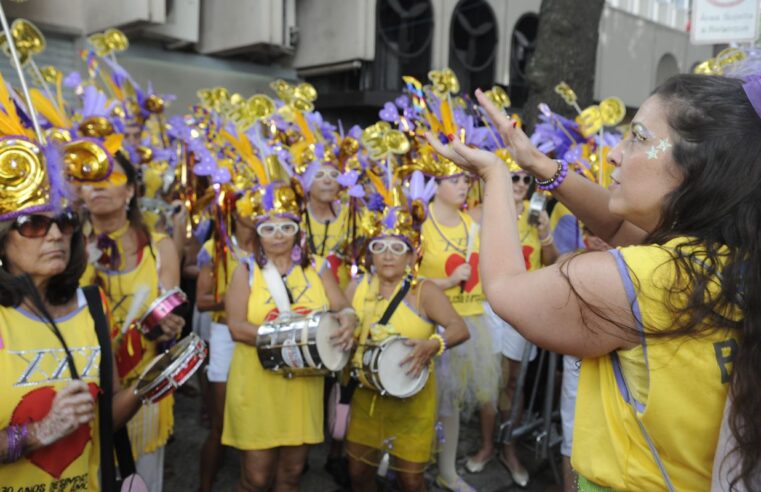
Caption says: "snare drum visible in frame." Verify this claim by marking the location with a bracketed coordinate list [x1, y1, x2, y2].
[256, 311, 350, 377]
[355, 336, 429, 398]
[138, 288, 189, 340]
[135, 333, 207, 404]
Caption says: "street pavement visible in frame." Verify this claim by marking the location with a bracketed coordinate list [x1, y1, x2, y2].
[164, 385, 560, 491]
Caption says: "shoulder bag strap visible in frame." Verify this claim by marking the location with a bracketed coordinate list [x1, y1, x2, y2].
[82, 286, 137, 486]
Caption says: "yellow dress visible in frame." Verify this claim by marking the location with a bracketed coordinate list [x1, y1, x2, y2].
[302, 203, 351, 289]
[198, 238, 247, 322]
[347, 275, 437, 469]
[222, 258, 330, 450]
[0, 289, 102, 490]
[518, 200, 542, 271]
[572, 239, 740, 490]
[82, 231, 174, 457]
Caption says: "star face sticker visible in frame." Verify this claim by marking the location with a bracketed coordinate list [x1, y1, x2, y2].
[657, 138, 672, 152]
[647, 146, 659, 160]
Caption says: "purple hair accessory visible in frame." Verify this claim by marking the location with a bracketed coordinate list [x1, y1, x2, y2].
[301, 161, 321, 191]
[379, 102, 399, 123]
[211, 166, 231, 185]
[348, 125, 363, 140]
[742, 74, 761, 120]
[382, 208, 397, 229]
[290, 244, 302, 263]
[263, 183, 276, 211]
[63, 71, 82, 89]
[348, 184, 365, 198]
[367, 193, 386, 212]
[43, 143, 69, 210]
[337, 169, 359, 188]
[395, 95, 410, 109]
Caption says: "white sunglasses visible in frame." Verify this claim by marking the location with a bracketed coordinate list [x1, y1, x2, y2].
[256, 221, 299, 238]
[315, 169, 340, 181]
[368, 238, 410, 256]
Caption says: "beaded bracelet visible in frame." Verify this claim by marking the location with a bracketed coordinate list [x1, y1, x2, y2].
[535, 159, 568, 191]
[429, 333, 447, 357]
[540, 234, 554, 246]
[4, 423, 27, 463]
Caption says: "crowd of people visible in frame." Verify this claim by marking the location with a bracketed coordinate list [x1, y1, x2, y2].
[0, 22, 759, 492]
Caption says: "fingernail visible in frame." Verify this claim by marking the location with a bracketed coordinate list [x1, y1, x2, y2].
[512, 122, 518, 129]
[447, 134, 455, 142]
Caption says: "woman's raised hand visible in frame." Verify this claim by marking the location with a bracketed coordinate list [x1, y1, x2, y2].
[425, 132, 505, 181]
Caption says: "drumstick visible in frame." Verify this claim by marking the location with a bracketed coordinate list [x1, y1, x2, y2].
[121, 284, 151, 333]
[460, 223, 478, 293]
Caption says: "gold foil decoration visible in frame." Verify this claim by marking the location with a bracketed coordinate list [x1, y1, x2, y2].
[63, 139, 112, 182]
[361, 122, 410, 161]
[428, 68, 460, 98]
[599, 97, 626, 126]
[0, 137, 48, 217]
[484, 86, 511, 109]
[87, 29, 129, 58]
[0, 18, 45, 65]
[78, 116, 115, 138]
[144, 94, 165, 114]
[270, 79, 317, 115]
[197, 87, 231, 113]
[576, 97, 627, 138]
[693, 48, 747, 76]
[554, 82, 578, 107]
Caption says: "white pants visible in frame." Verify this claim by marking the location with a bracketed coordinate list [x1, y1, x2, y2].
[560, 355, 580, 457]
[207, 322, 235, 382]
[135, 446, 165, 492]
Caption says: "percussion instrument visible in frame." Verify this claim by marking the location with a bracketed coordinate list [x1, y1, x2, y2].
[256, 311, 350, 377]
[134, 333, 206, 404]
[355, 335, 429, 398]
[527, 191, 548, 226]
[138, 288, 189, 340]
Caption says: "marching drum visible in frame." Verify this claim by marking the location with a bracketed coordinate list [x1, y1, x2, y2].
[256, 311, 350, 377]
[355, 335, 429, 398]
[134, 333, 207, 404]
[138, 288, 189, 340]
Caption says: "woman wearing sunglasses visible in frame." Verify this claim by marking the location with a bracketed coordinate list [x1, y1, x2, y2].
[344, 205, 469, 492]
[222, 180, 356, 492]
[195, 204, 256, 491]
[302, 163, 351, 288]
[80, 152, 183, 491]
[0, 163, 141, 487]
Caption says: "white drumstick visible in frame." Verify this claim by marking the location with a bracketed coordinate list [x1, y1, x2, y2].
[465, 223, 478, 261]
[122, 284, 150, 333]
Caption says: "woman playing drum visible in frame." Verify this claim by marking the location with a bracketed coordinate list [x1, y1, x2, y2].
[345, 178, 469, 492]
[80, 152, 184, 491]
[223, 179, 356, 492]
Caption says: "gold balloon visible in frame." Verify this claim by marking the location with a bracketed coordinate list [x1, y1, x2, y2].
[484, 86, 511, 109]
[0, 137, 48, 217]
[64, 139, 113, 182]
[599, 97, 626, 127]
[197, 87, 230, 112]
[46, 128, 72, 144]
[576, 106, 602, 138]
[428, 68, 460, 98]
[383, 130, 410, 155]
[144, 94, 165, 114]
[40, 65, 60, 84]
[0, 18, 45, 65]
[294, 82, 317, 103]
[270, 79, 294, 101]
[290, 96, 314, 112]
[78, 116, 114, 138]
[554, 82, 578, 106]
[88, 28, 129, 57]
[249, 95, 275, 120]
[136, 145, 154, 164]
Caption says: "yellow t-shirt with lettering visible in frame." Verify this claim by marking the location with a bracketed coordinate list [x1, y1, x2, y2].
[303, 204, 351, 288]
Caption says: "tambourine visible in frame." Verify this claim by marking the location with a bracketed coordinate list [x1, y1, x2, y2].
[138, 288, 189, 340]
[134, 333, 207, 404]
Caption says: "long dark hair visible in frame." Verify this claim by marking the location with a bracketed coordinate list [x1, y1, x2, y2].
[0, 219, 86, 307]
[563, 74, 760, 489]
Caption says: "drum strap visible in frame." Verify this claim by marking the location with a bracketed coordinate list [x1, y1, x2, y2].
[340, 274, 413, 404]
[83, 286, 137, 488]
[262, 261, 293, 314]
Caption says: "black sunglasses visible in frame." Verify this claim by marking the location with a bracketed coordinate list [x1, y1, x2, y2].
[12, 211, 80, 238]
[511, 174, 533, 185]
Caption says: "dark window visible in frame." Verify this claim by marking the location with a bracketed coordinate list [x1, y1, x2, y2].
[449, 0, 497, 94]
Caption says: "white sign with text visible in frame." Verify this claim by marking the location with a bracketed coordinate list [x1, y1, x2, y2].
[691, 0, 761, 44]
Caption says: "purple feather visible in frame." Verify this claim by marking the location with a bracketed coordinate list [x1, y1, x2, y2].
[63, 71, 82, 89]
[263, 183, 276, 211]
[382, 208, 397, 229]
[43, 143, 68, 212]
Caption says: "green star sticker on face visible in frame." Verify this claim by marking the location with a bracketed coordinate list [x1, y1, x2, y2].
[657, 138, 672, 152]
[647, 146, 659, 160]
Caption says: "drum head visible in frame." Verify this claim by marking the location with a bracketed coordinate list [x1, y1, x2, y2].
[135, 335, 202, 396]
[316, 314, 350, 371]
[377, 338, 428, 398]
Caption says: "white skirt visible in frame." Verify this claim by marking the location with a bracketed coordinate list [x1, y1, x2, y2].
[207, 322, 234, 383]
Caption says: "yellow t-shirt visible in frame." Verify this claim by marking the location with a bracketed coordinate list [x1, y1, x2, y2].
[0, 289, 102, 490]
[518, 200, 542, 271]
[82, 231, 174, 457]
[419, 210, 484, 316]
[222, 257, 330, 450]
[572, 239, 740, 490]
[199, 238, 247, 322]
[302, 203, 351, 288]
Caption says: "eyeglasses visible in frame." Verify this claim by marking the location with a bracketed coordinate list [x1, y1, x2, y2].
[368, 239, 410, 256]
[256, 221, 299, 238]
[511, 174, 533, 185]
[12, 211, 79, 238]
[315, 169, 340, 181]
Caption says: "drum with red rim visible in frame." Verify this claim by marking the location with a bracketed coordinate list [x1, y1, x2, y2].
[134, 333, 206, 404]
[138, 288, 189, 340]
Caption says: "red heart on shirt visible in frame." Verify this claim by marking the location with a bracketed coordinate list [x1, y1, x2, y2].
[326, 254, 342, 283]
[11, 383, 99, 479]
[114, 327, 145, 379]
[444, 253, 480, 293]
[264, 305, 313, 322]
[522, 245, 535, 270]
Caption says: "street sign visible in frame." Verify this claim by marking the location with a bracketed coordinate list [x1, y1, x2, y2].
[691, 0, 761, 44]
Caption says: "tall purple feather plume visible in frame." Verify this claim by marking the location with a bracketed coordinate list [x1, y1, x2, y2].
[43, 143, 68, 212]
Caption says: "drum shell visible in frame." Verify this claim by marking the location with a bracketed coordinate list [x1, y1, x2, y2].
[139, 289, 190, 340]
[135, 333, 207, 404]
[353, 336, 429, 398]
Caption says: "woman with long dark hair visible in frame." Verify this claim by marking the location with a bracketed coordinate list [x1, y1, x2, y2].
[428, 72, 760, 490]
[80, 151, 184, 491]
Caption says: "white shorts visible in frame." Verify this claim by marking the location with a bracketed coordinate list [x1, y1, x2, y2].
[482, 302, 537, 362]
[207, 322, 234, 383]
[192, 307, 212, 342]
[560, 355, 580, 457]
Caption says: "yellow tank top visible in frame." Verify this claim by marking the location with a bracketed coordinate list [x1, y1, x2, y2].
[419, 210, 484, 316]
[518, 200, 542, 271]
[572, 239, 740, 490]
[82, 231, 174, 456]
[0, 290, 102, 490]
[351, 275, 435, 342]
[302, 203, 350, 288]
[199, 238, 247, 322]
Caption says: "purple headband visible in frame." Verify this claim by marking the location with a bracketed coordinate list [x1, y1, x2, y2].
[742, 75, 761, 120]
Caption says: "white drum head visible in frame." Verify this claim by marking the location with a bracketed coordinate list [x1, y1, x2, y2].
[377, 338, 428, 398]
[316, 314, 350, 371]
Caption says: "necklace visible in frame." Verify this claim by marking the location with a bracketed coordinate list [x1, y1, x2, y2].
[429, 208, 468, 255]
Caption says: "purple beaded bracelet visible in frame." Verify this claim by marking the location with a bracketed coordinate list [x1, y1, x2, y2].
[5, 423, 27, 463]
[536, 159, 568, 191]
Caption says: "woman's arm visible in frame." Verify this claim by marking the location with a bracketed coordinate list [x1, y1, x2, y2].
[320, 266, 356, 351]
[536, 210, 560, 266]
[225, 263, 259, 345]
[111, 353, 141, 429]
[475, 89, 647, 247]
[195, 263, 224, 313]
[157, 237, 181, 290]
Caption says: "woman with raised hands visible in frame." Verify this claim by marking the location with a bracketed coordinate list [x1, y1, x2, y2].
[427, 72, 759, 490]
